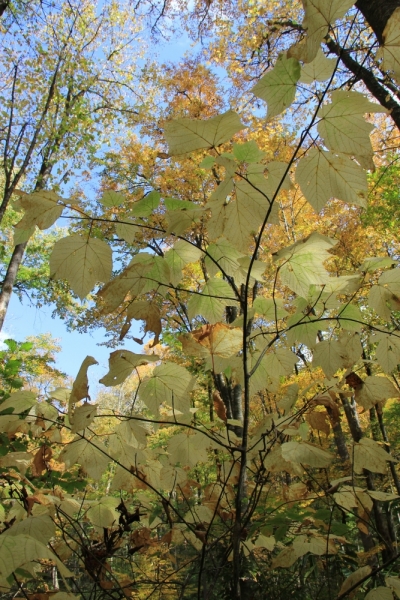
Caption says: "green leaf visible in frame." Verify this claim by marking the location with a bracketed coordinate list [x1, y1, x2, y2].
[199, 156, 216, 169]
[233, 140, 265, 163]
[50, 235, 112, 299]
[130, 191, 160, 217]
[252, 54, 300, 118]
[164, 110, 245, 156]
[100, 190, 125, 207]
[187, 278, 238, 323]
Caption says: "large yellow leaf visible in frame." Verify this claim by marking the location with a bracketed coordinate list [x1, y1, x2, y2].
[68, 355, 98, 425]
[0, 533, 72, 578]
[355, 375, 400, 410]
[281, 440, 333, 467]
[386, 577, 400, 599]
[312, 339, 355, 378]
[164, 240, 202, 285]
[339, 566, 372, 596]
[3, 514, 55, 545]
[58, 436, 109, 479]
[50, 235, 112, 299]
[375, 333, 400, 374]
[317, 91, 387, 165]
[296, 148, 367, 212]
[264, 348, 297, 382]
[275, 232, 336, 297]
[86, 496, 120, 528]
[299, 48, 337, 83]
[71, 403, 97, 433]
[0, 390, 36, 414]
[207, 179, 278, 252]
[14, 190, 63, 231]
[121, 300, 162, 345]
[376, 8, 400, 83]
[369, 268, 400, 320]
[99, 350, 158, 387]
[140, 362, 194, 415]
[168, 430, 210, 467]
[98, 253, 154, 314]
[187, 278, 238, 323]
[164, 110, 244, 156]
[365, 588, 394, 600]
[301, 0, 354, 62]
[353, 438, 397, 474]
[293, 533, 336, 556]
[192, 323, 243, 358]
[271, 546, 299, 568]
[252, 54, 300, 118]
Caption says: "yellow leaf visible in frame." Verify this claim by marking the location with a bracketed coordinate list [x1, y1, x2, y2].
[376, 8, 400, 83]
[386, 577, 400, 599]
[296, 148, 367, 212]
[338, 565, 372, 596]
[14, 190, 62, 231]
[164, 110, 244, 156]
[281, 440, 333, 467]
[353, 438, 397, 474]
[71, 403, 97, 433]
[99, 349, 158, 387]
[355, 376, 400, 410]
[58, 436, 109, 479]
[50, 235, 112, 299]
[0, 533, 73, 578]
[365, 588, 394, 600]
[317, 91, 387, 165]
[252, 53, 300, 118]
[299, 48, 337, 83]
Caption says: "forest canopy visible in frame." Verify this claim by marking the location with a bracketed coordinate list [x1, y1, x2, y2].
[0, 0, 400, 599]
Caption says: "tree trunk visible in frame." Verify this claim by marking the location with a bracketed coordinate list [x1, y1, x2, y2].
[355, 0, 400, 44]
[325, 39, 400, 131]
[0, 242, 27, 331]
[0, 1, 9, 17]
[326, 405, 350, 461]
[339, 394, 396, 562]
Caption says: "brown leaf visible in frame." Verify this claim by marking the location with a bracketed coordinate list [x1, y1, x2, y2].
[213, 390, 227, 422]
[157, 152, 170, 159]
[32, 445, 52, 477]
[306, 411, 330, 436]
[346, 371, 363, 389]
[310, 395, 340, 426]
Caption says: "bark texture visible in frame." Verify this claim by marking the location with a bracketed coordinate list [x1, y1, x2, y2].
[355, 0, 400, 43]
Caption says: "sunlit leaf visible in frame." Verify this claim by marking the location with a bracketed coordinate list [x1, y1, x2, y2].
[50, 235, 112, 299]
